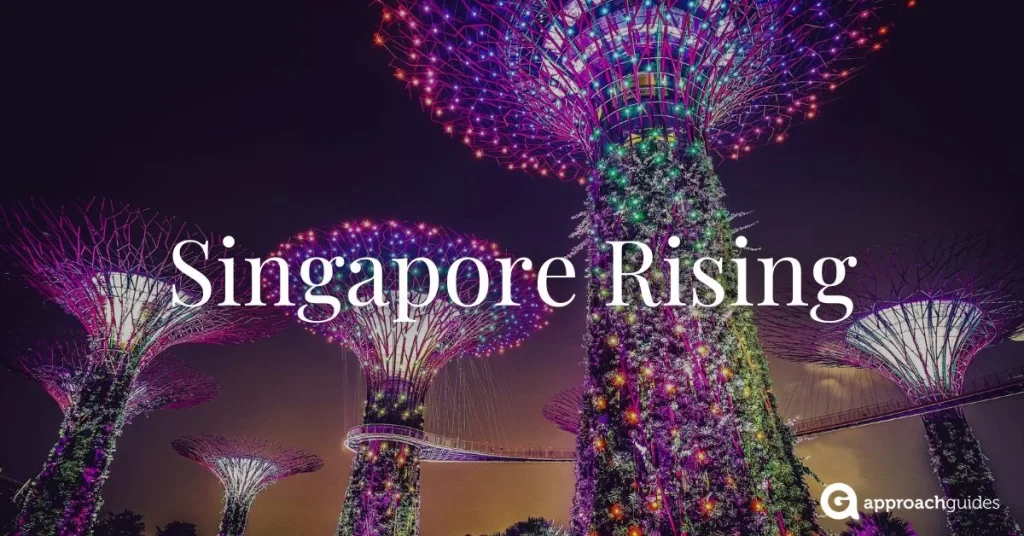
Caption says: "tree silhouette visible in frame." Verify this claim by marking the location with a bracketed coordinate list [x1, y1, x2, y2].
[156, 521, 199, 536]
[841, 512, 918, 536]
[500, 517, 567, 536]
[93, 510, 145, 536]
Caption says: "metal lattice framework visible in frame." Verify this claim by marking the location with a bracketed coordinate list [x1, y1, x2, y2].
[268, 220, 551, 402]
[14, 338, 219, 423]
[172, 434, 324, 503]
[372, 0, 902, 181]
[760, 234, 1024, 402]
[543, 386, 583, 435]
[0, 199, 282, 370]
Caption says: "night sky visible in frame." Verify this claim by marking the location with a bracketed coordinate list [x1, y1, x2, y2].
[2, 2, 1023, 535]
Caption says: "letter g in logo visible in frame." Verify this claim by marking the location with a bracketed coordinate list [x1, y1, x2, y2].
[821, 482, 859, 521]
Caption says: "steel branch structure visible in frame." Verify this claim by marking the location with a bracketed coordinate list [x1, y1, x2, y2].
[172, 435, 323, 536]
[268, 219, 551, 536]
[367, 1, 905, 534]
[1, 199, 281, 536]
[543, 386, 583, 435]
[14, 339, 219, 423]
[759, 233, 1024, 536]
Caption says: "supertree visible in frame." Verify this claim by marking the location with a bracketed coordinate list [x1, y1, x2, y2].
[268, 219, 551, 536]
[543, 386, 583, 436]
[759, 234, 1024, 536]
[171, 435, 324, 536]
[13, 338, 219, 424]
[366, 0, 908, 533]
[0, 199, 281, 535]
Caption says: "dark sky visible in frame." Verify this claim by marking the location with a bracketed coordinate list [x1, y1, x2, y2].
[2, 2, 1023, 535]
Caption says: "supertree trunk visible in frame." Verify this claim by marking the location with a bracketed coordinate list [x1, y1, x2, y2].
[337, 387, 423, 536]
[726, 309, 820, 535]
[218, 495, 254, 536]
[573, 133, 818, 535]
[922, 408, 1021, 536]
[14, 366, 133, 536]
[570, 376, 599, 535]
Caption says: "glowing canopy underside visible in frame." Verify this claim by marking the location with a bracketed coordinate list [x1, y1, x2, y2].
[172, 435, 323, 501]
[348, 291, 495, 386]
[274, 221, 551, 388]
[91, 272, 178, 347]
[214, 457, 280, 501]
[846, 299, 982, 401]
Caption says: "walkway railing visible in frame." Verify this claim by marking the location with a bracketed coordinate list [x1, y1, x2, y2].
[0, 468, 25, 494]
[792, 365, 1024, 437]
[345, 424, 574, 462]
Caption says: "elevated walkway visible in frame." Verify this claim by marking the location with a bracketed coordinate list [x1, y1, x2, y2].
[344, 424, 574, 462]
[792, 365, 1024, 437]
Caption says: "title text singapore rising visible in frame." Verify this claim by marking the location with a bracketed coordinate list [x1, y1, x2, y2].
[169, 228, 857, 324]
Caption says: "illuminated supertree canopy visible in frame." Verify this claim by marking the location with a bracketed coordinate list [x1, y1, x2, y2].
[172, 435, 324, 536]
[372, 0, 900, 178]
[759, 233, 1024, 536]
[268, 219, 551, 536]
[543, 386, 583, 435]
[760, 234, 1024, 403]
[14, 339, 219, 424]
[365, 1, 909, 533]
[0, 199, 281, 536]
